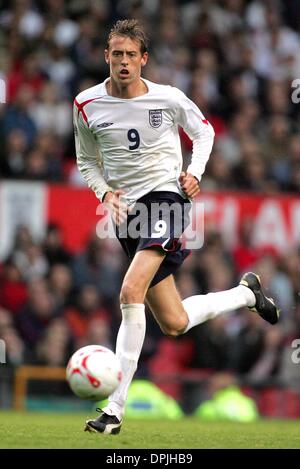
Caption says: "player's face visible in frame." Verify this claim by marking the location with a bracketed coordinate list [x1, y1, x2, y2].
[105, 36, 148, 86]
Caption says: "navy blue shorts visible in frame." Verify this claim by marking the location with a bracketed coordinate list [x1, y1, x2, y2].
[116, 191, 191, 287]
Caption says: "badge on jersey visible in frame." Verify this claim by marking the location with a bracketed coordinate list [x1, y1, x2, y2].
[149, 109, 162, 128]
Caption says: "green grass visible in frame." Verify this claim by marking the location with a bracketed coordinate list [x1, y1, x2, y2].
[0, 411, 300, 448]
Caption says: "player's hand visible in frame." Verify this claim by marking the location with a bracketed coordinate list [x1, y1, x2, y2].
[103, 190, 128, 225]
[179, 172, 200, 199]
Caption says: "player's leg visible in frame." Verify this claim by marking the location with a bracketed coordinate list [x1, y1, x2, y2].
[119, 248, 166, 304]
[85, 248, 166, 434]
[146, 272, 280, 337]
[146, 273, 253, 336]
[146, 274, 188, 336]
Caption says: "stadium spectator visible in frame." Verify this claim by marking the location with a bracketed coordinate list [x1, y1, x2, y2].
[0, 259, 28, 314]
[64, 284, 110, 349]
[16, 278, 59, 354]
[43, 224, 71, 266]
[48, 263, 73, 310]
[71, 235, 124, 303]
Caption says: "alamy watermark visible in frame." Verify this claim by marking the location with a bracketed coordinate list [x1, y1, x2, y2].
[96, 199, 205, 249]
[291, 79, 300, 103]
[291, 339, 300, 364]
[0, 77, 6, 104]
[0, 339, 6, 364]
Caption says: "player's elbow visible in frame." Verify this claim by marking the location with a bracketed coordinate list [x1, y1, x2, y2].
[207, 122, 215, 144]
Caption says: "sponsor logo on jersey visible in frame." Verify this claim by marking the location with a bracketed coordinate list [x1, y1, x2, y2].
[97, 122, 114, 128]
[149, 109, 162, 128]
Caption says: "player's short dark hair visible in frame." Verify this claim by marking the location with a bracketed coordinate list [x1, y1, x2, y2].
[107, 19, 148, 54]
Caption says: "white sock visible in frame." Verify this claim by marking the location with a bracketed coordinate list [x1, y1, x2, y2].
[183, 285, 255, 333]
[103, 303, 146, 421]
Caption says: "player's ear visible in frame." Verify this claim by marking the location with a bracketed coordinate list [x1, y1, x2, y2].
[104, 49, 110, 64]
[141, 52, 148, 67]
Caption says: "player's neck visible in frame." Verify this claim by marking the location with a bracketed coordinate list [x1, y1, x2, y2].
[106, 77, 148, 99]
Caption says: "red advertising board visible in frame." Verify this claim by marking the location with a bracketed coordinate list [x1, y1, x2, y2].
[1, 182, 299, 259]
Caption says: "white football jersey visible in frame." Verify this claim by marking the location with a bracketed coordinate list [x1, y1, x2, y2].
[74, 78, 214, 205]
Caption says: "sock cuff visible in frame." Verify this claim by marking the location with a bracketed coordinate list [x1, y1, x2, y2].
[120, 303, 145, 323]
[121, 303, 145, 310]
[120, 303, 145, 309]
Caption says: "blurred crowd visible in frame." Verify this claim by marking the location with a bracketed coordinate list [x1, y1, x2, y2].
[1, 0, 300, 411]
[1, 220, 300, 410]
[1, 0, 300, 191]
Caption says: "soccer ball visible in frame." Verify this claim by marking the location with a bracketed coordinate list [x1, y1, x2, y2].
[66, 345, 122, 400]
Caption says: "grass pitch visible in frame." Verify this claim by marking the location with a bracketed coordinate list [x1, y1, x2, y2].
[0, 411, 300, 449]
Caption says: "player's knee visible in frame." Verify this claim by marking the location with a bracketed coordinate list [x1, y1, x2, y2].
[162, 327, 181, 337]
[120, 280, 145, 304]
[160, 317, 188, 337]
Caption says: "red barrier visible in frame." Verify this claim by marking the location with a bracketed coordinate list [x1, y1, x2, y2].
[1, 182, 300, 257]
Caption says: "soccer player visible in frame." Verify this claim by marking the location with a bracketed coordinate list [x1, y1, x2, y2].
[73, 19, 280, 435]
